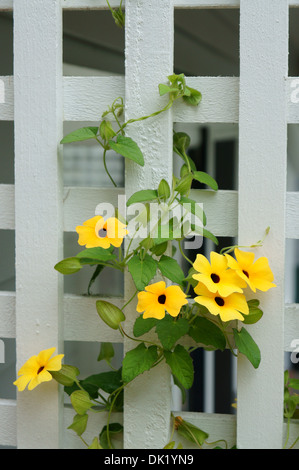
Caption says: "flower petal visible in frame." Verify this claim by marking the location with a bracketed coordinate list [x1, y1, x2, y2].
[46, 354, 64, 372]
[142, 304, 166, 320]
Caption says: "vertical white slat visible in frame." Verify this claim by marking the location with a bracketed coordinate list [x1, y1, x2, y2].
[237, 0, 288, 448]
[124, 0, 174, 449]
[14, 0, 64, 448]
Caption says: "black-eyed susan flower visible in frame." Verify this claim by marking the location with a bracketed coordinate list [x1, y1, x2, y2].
[192, 251, 246, 298]
[14, 347, 64, 392]
[194, 282, 249, 322]
[136, 281, 188, 320]
[225, 248, 276, 293]
[76, 215, 128, 249]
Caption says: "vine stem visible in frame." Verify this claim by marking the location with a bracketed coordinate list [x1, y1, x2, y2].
[178, 239, 193, 266]
[103, 148, 118, 188]
[122, 290, 138, 311]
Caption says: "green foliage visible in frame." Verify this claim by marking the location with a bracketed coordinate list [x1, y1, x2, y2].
[122, 343, 159, 384]
[233, 327, 261, 369]
[96, 300, 126, 330]
[164, 345, 194, 390]
[188, 317, 226, 351]
[155, 316, 189, 350]
[60, 127, 99, 144]
[109, 135, 144, 167]
[127, 254, 158, 291]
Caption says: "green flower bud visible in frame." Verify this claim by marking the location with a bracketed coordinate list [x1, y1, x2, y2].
[96, 300, 126, 330]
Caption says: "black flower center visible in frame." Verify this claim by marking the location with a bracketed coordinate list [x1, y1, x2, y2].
[211, 273, 220, 283]
[215, 297, 225, 307]
[158, 294, 166, 305]
[37, 366, 44, 374]
[98, 228, 107, 238]
[243, 270, 249, 278]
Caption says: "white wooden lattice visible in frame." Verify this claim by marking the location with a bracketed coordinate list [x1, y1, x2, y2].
[0, 0, 299, 449]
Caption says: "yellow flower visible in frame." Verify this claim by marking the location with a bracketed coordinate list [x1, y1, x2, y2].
[225, 248, 276, 293]
[14, 347, 64, 391]
[76, 215, 128, 249]
[194, 282, 249, 322]
[192, 251, 246, 297]
[136, 281, 188, 320]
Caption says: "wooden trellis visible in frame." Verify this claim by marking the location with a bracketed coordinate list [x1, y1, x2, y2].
[1, 0, 299, 449]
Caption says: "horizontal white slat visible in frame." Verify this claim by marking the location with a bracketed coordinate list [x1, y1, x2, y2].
[1, 400, 298, 449]
[62, 0, 299, 9]
[63, 76, 238, 123]
[2, 77, 299, 123]
[0, 0, 12, 10]
[63, 294, 124, 342]
[1, 0, 299, 11]
[1, 290, 299, 349]
[63, 76, 125, 122]
[1, 186, 299, 239]
[63, 187, 124, 232]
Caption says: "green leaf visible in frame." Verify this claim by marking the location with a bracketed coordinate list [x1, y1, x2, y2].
[284, 397, 298, 419]
[109, 135, 144, 166]
[87, 264, 105, 296]
[172, 374, 187, 404]
[202, 228, 219, 245]
[50, 364, 80, 387]
[96, 300, 126, 330]
[193, 171, 218, 191]
[164, 344, 194, 389]
[175, 174, 193, 196]
[158, 255, 185, 286]
[176, 419, 209, 447]
[127, 254, 158, 291]
[126, 189, 158, 207]
[99, 120, 116, 142]
[61, 127, 98, 144]
[67, 414, 88, 437]
[158, 179, 171, 200]
[179, 196, 207, 226]
[159, 83, 179, 96]
[122, 343, 158, 384]
[242, 300, 263, 325]
[183, 87, 202, 106]
[97, 342, 115, 365]
[76, 247, 116, 263]
[233, 327, 261, 369]
[289, 378, 299, 391]
[189, 317, 226, 351]
[133, 316, 158, 337]
[80, 369, 122, 397]
[88, 437, 103, 449]
[70, 390, 93, 415]
[150, 241, 169, 256]
[54, 257, 82, 275]
[99, 423, 123, 449]
[156, 316, 189, 350]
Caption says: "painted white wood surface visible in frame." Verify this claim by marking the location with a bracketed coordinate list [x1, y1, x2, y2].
[237, 0, 288, 449]
[2, 0, 299, 11]
[14, 0, 64, 449]
[4, 76, 299, 124]
[123, 0, 174, 449]
[1, 397, 299, 449]
[2, 185, 299, 238]
[1, 290, 298, 354]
